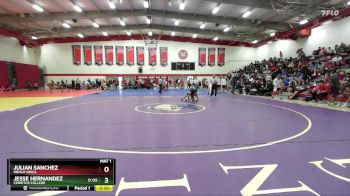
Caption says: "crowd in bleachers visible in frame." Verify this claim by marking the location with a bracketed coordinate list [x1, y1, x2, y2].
[2, 42, 349, 108]
[226, 42, 350, 107]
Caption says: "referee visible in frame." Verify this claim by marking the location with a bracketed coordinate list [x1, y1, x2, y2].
[158, 77, 163, 94]
[211, 76, 218, 97]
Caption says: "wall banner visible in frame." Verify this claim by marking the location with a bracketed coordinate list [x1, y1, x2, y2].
[160, 47, 168, 66]
[208, 48, 216, 66]
[149, 47, 157, 66]
[137, 47, 145, 66]
[198, 47, 206, 66]
[72, 45, 81, 65]
[126, 46, 135, 66]
[116, 46, 124, 65]
[94, 45, 103, 65]
[105, 46, 114, 65]
[83, 45, 92, 65]
[218, 48, 225, 66]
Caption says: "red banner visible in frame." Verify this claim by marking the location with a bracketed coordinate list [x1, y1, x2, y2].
[83, 45, 92, 65]
[149, 47, 157, 66]
[160, 47, 168, 66]
[208, 48, 216, 66]
[137, 47, 144, 66]
[126, 46, 134, 65]
[116, 46, 124, 65]
[198, 48, 206, 66]
[72, 45, 81, 65]
[218, 48, 225, 66]
[105, 46, 113, 65]
[94, 45, 103, 65]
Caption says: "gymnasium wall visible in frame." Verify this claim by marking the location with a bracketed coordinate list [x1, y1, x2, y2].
[257, 16, 350, 59]
[0, 35, 36, 64]
[38, 16, 350, 83]
[40, 40, 256, 81]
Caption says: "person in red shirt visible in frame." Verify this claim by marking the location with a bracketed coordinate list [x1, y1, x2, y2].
[311, 80, 328, 102]
[337, 82, 350, 107]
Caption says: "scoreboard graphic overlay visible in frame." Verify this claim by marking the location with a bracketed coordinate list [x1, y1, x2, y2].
[8, 159, 115, 192]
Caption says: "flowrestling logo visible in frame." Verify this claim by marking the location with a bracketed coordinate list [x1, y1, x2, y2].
[135, 103, 205, 114]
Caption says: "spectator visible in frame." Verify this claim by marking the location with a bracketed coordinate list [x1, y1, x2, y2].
[289, 78, 306, 100]
[76, 78, 81, 90]
[311, 80, 328, 102]
[33, 80, 39, 91]
[11, 78, 16, 91]
[287, 77, 296, 99]
[25, 81, 33, 91]
[71, 79, 75, 89]
[328, 71, 341, 106]
[331, 54, 342, 67]
[272, 75, 283, 98]
[326, 47, 334, 55]
[337, 81, 350, 107]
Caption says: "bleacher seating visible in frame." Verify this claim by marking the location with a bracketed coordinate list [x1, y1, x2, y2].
[230, 42, 350, 105]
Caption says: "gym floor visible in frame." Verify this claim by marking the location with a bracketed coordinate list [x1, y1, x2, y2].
[1, 89, 349, 196]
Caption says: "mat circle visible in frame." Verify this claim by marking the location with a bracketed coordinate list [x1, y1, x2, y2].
[24, 98, 312, 155]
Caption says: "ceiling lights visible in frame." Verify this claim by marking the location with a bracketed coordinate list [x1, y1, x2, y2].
[120, 19, 126, 26]
[242, 11, 251, 18]
[102, 32, 108, 36]
[168, 0, 172, 7]
[213, 37, 218, 41]
[144, 0, 149, 8]
[223, 26, 230, 32]
[179, 0, 185, 10]
[32, 4, 44, 12]
[148, 31, 153, 36]
[73, 4, 83, 12]
[200, 23, 206, 29]
[270, 32, 276, 37]
[347, 0, 350, 5]
[127, 31, 131, 36]
[77, 33, 84, 38]
[62, 23, 71, 28]
[171, 32, 176, 36]
[146, 16, 151, 24]
[108, 0, 116, 9]
[92, 22, 99, 28]
[174, 19, 180, 26]
[192, 34, 197, 38]
[252, 40, 258, 44]
[212, 5, 220, 14]
[299, 19, 309, 25]
[31, 36, 38, 40]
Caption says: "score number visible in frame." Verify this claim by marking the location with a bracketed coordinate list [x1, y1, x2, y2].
[103, 166, 110, 184]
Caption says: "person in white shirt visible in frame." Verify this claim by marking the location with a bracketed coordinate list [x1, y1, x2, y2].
[326, 47, 334, 55]
[272, 75, 283, 98]
[221, 77, 227, 92]
[207, 78, 212, 95]
[192, 77, 198, 87]
[331, 55, 342, 63]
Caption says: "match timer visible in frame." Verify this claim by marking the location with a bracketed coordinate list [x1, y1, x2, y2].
[7, 158, 115, 191]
